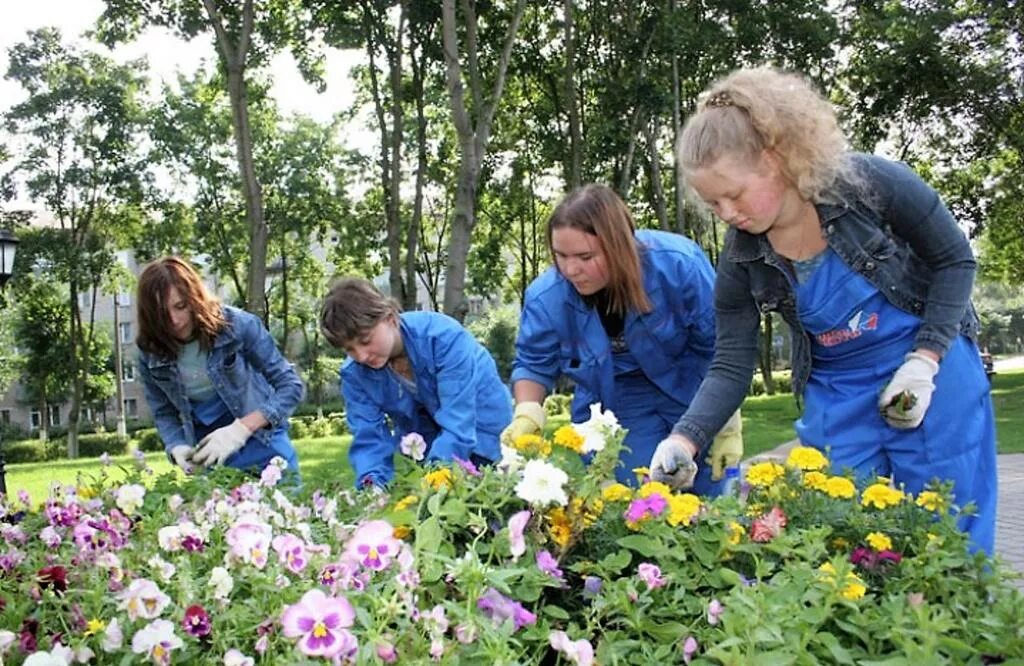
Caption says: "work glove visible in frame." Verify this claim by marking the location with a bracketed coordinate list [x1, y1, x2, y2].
[192, 419, 252, 468]
[706, 409, 744, 481]
[878, 351, 939, 429]
[169, 445, 196, 474]
[500, 401, 546, 448]
[650, 435, 699, 490]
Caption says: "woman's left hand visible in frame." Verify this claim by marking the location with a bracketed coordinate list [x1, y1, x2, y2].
[192, 419, 252, 467]
[878, 351, 939, 429]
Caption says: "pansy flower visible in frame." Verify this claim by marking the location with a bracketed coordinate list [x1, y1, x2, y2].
[344, 520, 401, 571]
[280, 589, 357, 659]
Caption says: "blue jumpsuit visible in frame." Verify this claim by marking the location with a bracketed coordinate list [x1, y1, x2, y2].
[512, 230, 723, 492]
[794, 250, 997, 553]
[342, 312, 512, 487]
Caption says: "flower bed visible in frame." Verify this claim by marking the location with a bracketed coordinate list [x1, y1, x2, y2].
[1, 407, 1021, 664]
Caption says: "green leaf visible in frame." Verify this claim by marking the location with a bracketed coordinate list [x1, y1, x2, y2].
[542, 605, 570, 620]
[616, 534, 662, 558]
[644, 621, 686, 643]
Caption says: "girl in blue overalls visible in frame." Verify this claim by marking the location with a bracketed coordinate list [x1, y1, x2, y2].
[320, 277, 512, 488]
[136, 257, 304, 477]
[657, 66, 996, 553]
[507, 184, 742, 492]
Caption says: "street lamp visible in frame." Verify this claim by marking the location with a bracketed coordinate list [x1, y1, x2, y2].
[0, 227, 19, 496]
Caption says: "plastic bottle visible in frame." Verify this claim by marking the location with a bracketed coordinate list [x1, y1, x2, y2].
[720, 466, 742, 500]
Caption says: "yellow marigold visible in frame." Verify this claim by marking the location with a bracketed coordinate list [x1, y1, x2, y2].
[861, 483, 905, 509]
[547, 507, 572, 547]
[746, 462, 785, 487]
[824, 476, 856, 499]
[666, 493, 702, 527]
[601, 483, 633, 503]
[393, 525, 412, 540]
[394, 495, 418, 512]
[728, 521, 744, 545]
[553, 425, 584, 453]
[840, 579, 867, 600]
[818, 562, 837, 581]
[832, 537, 849, 550]
[570, 496, 603, 526]
[865, 532, 892, 552]
[513, 433, 552, 457]
[638, 481, 673, 501]
[785, 446, 829, 471]
[422, 468, 454, 491]
[915, 491, 946, 513]
[84, 618, 106, 637]
[803, 471, 829, 492]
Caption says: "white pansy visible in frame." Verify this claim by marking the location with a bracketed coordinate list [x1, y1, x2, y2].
[114, 484, 146, 515]
[208, 566, 234, 600]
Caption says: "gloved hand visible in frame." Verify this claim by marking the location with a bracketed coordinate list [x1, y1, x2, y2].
[169, 445, 196, 474]
[191, 419, 252, 468]
[706, 409, 744, 480]
[500, 401, 546, 447]
[878, 351, 940, 429]
[650, 435, 699, 490]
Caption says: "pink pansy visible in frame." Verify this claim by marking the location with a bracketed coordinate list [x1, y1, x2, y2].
[430, 637, 445, 660]
[750, 506, 788, 543]
[344, 520, 401, 571]
[508, 510, 531, 561]
[536, 550, 564, 582]
[102, 618, 123, 652]
[683, 636, 699, 664]
[223, 649, 255, 666]
[707, 598, 723, 625]
[130, 619, 183, 666]
[260, 459, 285, 487]
[225, 515, 273, 569]
[637, 562, 665, 589]
[118, 579, 171, 621]
[453, 456, 481, 477]
[280, 589, 357, 658]
[455, 623, 476, 644]
[549, 630, 594, 666]
[376, 641, 397, 664]
[38, 527, 61, 549]
[476, 587, 536, 631]
[272, 534, 309, 574]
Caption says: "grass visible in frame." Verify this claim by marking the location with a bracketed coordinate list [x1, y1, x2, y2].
[5, 368, 1021, 502]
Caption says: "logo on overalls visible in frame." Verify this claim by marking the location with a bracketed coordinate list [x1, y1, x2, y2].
[816, 310, 878, 347]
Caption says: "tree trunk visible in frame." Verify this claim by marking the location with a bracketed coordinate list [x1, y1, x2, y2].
[564, 0, 582, 188]
[644, 121, 669, 231]
[406, 29, 428, 311]
[440, 0, 526, 321]
[203, 0, 267, 321]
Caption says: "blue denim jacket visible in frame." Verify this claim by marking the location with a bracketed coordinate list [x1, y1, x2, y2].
[137, 306, 305, 451]
[512, 229, 717, 423]
[672, 154, 979, 451]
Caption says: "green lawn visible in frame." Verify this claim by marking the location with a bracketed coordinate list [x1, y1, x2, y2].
[5, 368, 1021, 503]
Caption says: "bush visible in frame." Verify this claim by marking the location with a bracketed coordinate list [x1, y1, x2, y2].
[289, 417, 310, 440]
[134, 428, 165, 452]
[750, 371, 793, 396]
[2, 438, 63, 464]
[77, 433, 128, 458]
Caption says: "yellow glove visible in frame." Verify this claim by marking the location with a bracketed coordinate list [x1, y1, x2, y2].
[500, 401, 546, 447]
[706, 409, 743, 480]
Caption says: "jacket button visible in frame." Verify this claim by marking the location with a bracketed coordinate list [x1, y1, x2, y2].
[826, 224, 835, 234]
[865, 260, 875, 270]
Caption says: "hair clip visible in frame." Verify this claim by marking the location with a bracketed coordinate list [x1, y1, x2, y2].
[705, 91, 734, 108]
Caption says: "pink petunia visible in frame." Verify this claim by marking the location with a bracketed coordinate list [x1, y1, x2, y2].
[536, 550, 564, 582]
[750, 506, 788, 543]
[637, 562, 666, 589]
[280, 589, 357, 658]
[707, 598, 723, 625]
[683, 636, 699, 664]
[550, 630, 595, 666]
[508, 510, 531, 561]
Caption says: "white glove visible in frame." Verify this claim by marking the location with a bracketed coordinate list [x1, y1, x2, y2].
[500, 401, 547, 447]
[878, 351, 939, 429]
[650, 435, 699, 490]
[191, 419, 252, 468]
[169, 445, 196, 474]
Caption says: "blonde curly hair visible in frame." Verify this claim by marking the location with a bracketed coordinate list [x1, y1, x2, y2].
[679, 66, 862, 205]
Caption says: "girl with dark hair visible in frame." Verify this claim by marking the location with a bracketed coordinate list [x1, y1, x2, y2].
[136, 256, 304, 476]
[505, 184, 741, 492]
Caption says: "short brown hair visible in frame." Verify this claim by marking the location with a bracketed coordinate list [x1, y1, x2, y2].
[136, 256, 226, 360]
[548, 184, 652, 315]
[320, 277, 401, 348]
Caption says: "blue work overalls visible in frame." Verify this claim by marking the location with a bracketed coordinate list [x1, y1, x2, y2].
[794, 250, 996, 553]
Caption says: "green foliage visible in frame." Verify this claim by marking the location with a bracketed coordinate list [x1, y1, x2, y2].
[134, 428, 164, 453]
[76, 432, 129, 457]
[467, 304, 520, 383]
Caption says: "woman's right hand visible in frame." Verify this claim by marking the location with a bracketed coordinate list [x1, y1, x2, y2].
[650, 434, 699, 490]
[500, 401, 547, 447]
[169, 445, 195, 474]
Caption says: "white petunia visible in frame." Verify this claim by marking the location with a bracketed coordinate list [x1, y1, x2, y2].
[514, 459, 569, 506]
[574, 402, 622, 453]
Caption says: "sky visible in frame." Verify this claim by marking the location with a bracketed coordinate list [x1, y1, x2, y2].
[1, 0, 369, 210]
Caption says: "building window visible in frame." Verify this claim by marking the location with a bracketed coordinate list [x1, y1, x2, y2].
[122, 361, 136, 382]
[0, 409, 10, 425]
[48, 404, 61, 427]
[30, 409, 41, 430]
[123, 398, 138, 418]
[118, 291, 131, 307]
[119, 322, 133, 344]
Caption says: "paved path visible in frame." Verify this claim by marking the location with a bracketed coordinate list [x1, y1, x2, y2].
[745, 443, 1024, 588]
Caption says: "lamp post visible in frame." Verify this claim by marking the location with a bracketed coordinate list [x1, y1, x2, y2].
[0, 228, 20, 496]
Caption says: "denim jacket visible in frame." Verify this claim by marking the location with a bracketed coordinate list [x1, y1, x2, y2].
[137, 306, 305, 452]
[672, 154, 979, 451]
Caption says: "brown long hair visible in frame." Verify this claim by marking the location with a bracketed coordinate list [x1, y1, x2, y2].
[548, 184, 651, 315]
[136, 256, 226, 360]
[320, 277, 401, 348]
